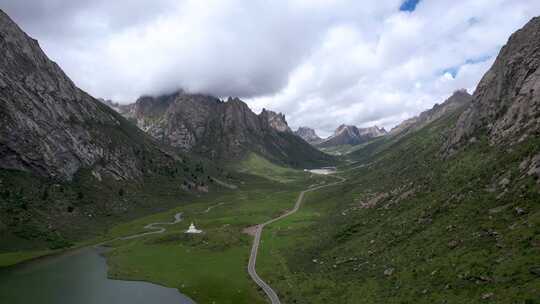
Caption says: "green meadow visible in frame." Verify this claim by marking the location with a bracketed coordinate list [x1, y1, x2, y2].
[97, 157, 333, 304]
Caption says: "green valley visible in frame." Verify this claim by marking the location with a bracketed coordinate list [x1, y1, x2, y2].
[1, 4, 540, 304]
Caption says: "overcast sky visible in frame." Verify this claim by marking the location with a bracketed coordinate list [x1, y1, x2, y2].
[2, 0, 540, 136]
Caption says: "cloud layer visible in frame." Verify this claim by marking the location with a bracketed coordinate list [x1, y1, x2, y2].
[2, 0, 540, 135]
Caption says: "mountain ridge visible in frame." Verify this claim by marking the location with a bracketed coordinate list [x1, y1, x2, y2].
[390, 89, 473, 137]
[119, 91, 333, 168]
[295, 127, 323, 145]
[0, 9, 177, 181]
[447, 17, 540, 152]
[317, 124, 387, 148]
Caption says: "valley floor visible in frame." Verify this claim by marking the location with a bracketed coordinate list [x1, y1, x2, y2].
[101, 169, 333, 304]
[2, 128, 539, 304]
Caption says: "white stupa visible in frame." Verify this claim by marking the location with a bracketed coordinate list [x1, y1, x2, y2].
[185, 222, 202, 234]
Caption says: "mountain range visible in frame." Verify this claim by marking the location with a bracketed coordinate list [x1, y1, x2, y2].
[294, 125, 388, 148]
[116, 92, 331, 168]
[316, 125, 387, 148]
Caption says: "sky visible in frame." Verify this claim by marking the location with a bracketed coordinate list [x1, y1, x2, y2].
[2, 0, 540, 137]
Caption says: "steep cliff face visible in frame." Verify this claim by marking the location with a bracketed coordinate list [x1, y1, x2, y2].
[0, 10, 166, 181]
[123, 92, 333, 167]
[295, 127, 323, 145]
[0, 10, 227, 249]
[390, 89, 472, 137]
[359, 126, 388, 138]
[318, 125, 387, 148]
[259, 109, 292, 133]
[447, 17, 540, 150]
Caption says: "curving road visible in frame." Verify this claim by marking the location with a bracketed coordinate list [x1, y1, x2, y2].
[120, 212, 184, 240]
[247, 175, 346, 304]
[97, 212, 184, 246]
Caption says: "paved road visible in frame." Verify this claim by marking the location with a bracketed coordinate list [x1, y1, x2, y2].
[247, 175, 346, 304]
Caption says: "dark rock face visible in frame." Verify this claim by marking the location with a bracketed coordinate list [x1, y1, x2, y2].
[0, 10, 160, 181]
[259, 109, 292, 133]
[447, 17, 540, 149]
[390, 89, 473, 137]
[295, 127, 323, 145]
[123, 92, 332, 167]
[318, 125, 387, 148]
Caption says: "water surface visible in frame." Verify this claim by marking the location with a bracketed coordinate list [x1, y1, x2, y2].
[0, 247, 195, 304]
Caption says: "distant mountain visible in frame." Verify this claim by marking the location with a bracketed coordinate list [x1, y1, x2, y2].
[0, 9, 178, 181]
[121, 92, 333, 168]
[317, 125, 387, 148]
[447, 17, 540, 152]
[295, 127, 323, 145]
[390, 89, 473, 137]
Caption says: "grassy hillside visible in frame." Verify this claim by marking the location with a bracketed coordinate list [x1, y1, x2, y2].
[234, 153, 302, 183]
[254, 110, 540, 303]
[318, 139, 383, 156]
[0, 147, 234, 255]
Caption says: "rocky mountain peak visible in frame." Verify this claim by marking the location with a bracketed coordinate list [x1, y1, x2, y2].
[359, 126, 388, 137]
[318, 124, 387, 148]
[259, 108, 292, 133]
[120, 91, 331, 166]
[447, 17, 540, 150]
[335, 124, 356, 133]
[295, 127, 322, 144]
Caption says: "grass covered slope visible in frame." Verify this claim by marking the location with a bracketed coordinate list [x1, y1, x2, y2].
[255, 110, 540, 303]
[234, 153, 301, 183]
[0, 152, 233, 255]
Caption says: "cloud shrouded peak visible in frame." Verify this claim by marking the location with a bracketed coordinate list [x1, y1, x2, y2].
[2, 0, 540, 135]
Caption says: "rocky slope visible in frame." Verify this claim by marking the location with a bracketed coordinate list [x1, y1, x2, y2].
[121, 92, 332, 168]
[317, 125, 387, 148]
[295, 127, 323, 145]
[0, 9, 181, 182]
[447, 17, 540, 151]
[0, 10, 232, 250]
[259, 109, 292, 133]
[390, 89, 472, 137]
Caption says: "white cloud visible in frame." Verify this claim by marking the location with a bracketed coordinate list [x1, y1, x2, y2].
[2, 0, 540, 135]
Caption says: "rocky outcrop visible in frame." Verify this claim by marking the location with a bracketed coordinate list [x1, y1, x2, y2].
[295, 127, 323, 145]
[0, 9, 170, 181]
[318, 125, 387, 148]
[259, 109, 292, 133]
[123, 92, 333, 167]
[391, 89, 472, 137]
[359, 126, 388, 138]
[447, 17, 540, 150]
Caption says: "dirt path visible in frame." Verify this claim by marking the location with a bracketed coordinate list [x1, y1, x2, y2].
[200, 202, 225, 214]
[247, 175, 346, 304]
[97, 212, 184, 246]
